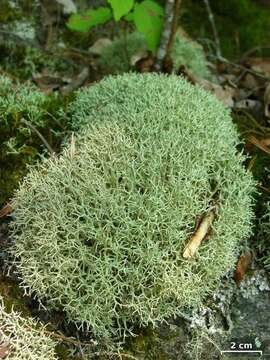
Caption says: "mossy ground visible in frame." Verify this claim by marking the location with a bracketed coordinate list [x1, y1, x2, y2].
[0, 91, 68, 207]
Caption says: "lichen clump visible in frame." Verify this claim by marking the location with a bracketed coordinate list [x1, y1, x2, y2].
[171, 35, 212, 79]
[0, 298, 57, 360]
[10, 74, 254, 342]
[99, 32, 211, 79]
[99, 32, 147, 74]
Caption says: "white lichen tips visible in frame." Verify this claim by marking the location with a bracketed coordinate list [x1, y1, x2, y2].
[0, 298, 57, 360]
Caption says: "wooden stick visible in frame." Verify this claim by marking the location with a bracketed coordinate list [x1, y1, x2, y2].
[183, 210, 215, 258]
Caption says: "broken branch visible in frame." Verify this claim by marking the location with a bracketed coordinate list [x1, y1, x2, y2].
[183, 210, 215, 258]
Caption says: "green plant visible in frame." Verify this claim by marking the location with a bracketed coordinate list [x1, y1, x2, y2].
[67, 0, 164, 52]
[0, 297, 57, 360]
[10, 73, 255, 343]
[171, 35, 212, 79]
[0, 75, 63, 206]
[99, 32, 147, 74]
[98, 31, 212, 78]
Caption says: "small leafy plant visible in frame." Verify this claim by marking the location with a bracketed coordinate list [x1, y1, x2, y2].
[67, 0, 164, 52]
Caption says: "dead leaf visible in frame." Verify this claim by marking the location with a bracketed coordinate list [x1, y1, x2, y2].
[61, 67, 89, 96]
[130, 49, 148, 67]
[33, 73, 68, 94]
[248, 135, 270, 155]
[88, 38, 112, 55]
[0, 203, 12, 218]
[261, 138, 270, 146]
[247, 57, 270, 76]
[183, 210, 215, 258]
[56, 0, 77, 14]
[234, 252, 252, 285]
[241, 73, 259, 90]
[198, 79, 235, 107]
[135, 54, 154, 73]
[0, 343, 10, 359]
[234, 99, 262, 112]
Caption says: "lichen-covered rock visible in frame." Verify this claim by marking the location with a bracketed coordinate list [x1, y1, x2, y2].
[10, 73, 255, 343]
[0, 297, 57, 360]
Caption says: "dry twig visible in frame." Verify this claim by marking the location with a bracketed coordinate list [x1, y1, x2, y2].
[183, 210, 215, 258]
[21, 118, 54, 157]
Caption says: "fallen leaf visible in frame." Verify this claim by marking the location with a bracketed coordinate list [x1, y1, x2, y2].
[234, 99, 262, 112]
[248, 135, 270, 155]
[135, 53, 154, 73]
[0, 343, 10, 359]
[88, 38, 112, 55]
[33, 73, 68, 94]
[247, 57, 270, 76]
[56, 0, 77, 14]
[198, 79, 235, 107]
[0, 203, 12, 218]
[261, 138, 270, 146]
[183, 210, 215, 258]
[61, 67, 89, 96]
[234, 252, 252, 285]
[241, 73, 259, 90]
[130, 49, 148, 67]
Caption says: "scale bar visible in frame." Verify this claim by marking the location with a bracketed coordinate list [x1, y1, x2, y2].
[221, 350, 263, 354]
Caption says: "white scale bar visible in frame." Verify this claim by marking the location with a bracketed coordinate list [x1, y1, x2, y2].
[221, 350, 263, 354]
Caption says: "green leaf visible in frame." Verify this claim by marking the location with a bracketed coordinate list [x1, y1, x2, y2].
[124, 11, 134, 22]
[108, 0, 134, 21]
[133, 0, 164, 53]
[67, 7, 112, 32]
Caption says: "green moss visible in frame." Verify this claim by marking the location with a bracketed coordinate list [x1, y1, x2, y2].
[10, 74, 255, 345]
[0, 278, 30, 317]
[99, 32, 147, 74]
[0, 43, 74, 80]
[0, 75, 65, 206]
[127, 326, 168, 360]
[0, 0, 21, 22]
